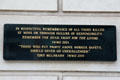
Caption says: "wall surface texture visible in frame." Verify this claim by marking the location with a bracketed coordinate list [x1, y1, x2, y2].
[0, 0, 120, 80]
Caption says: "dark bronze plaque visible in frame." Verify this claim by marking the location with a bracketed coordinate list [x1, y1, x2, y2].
[4, 24, 117, 61]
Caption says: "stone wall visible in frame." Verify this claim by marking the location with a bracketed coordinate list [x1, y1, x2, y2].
[0, 0, 120, 79]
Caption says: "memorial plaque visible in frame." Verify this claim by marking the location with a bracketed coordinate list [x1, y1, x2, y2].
[3, 24, 117, 61]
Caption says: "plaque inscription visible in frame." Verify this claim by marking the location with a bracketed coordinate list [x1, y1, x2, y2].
[4, 24, 117, 61]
